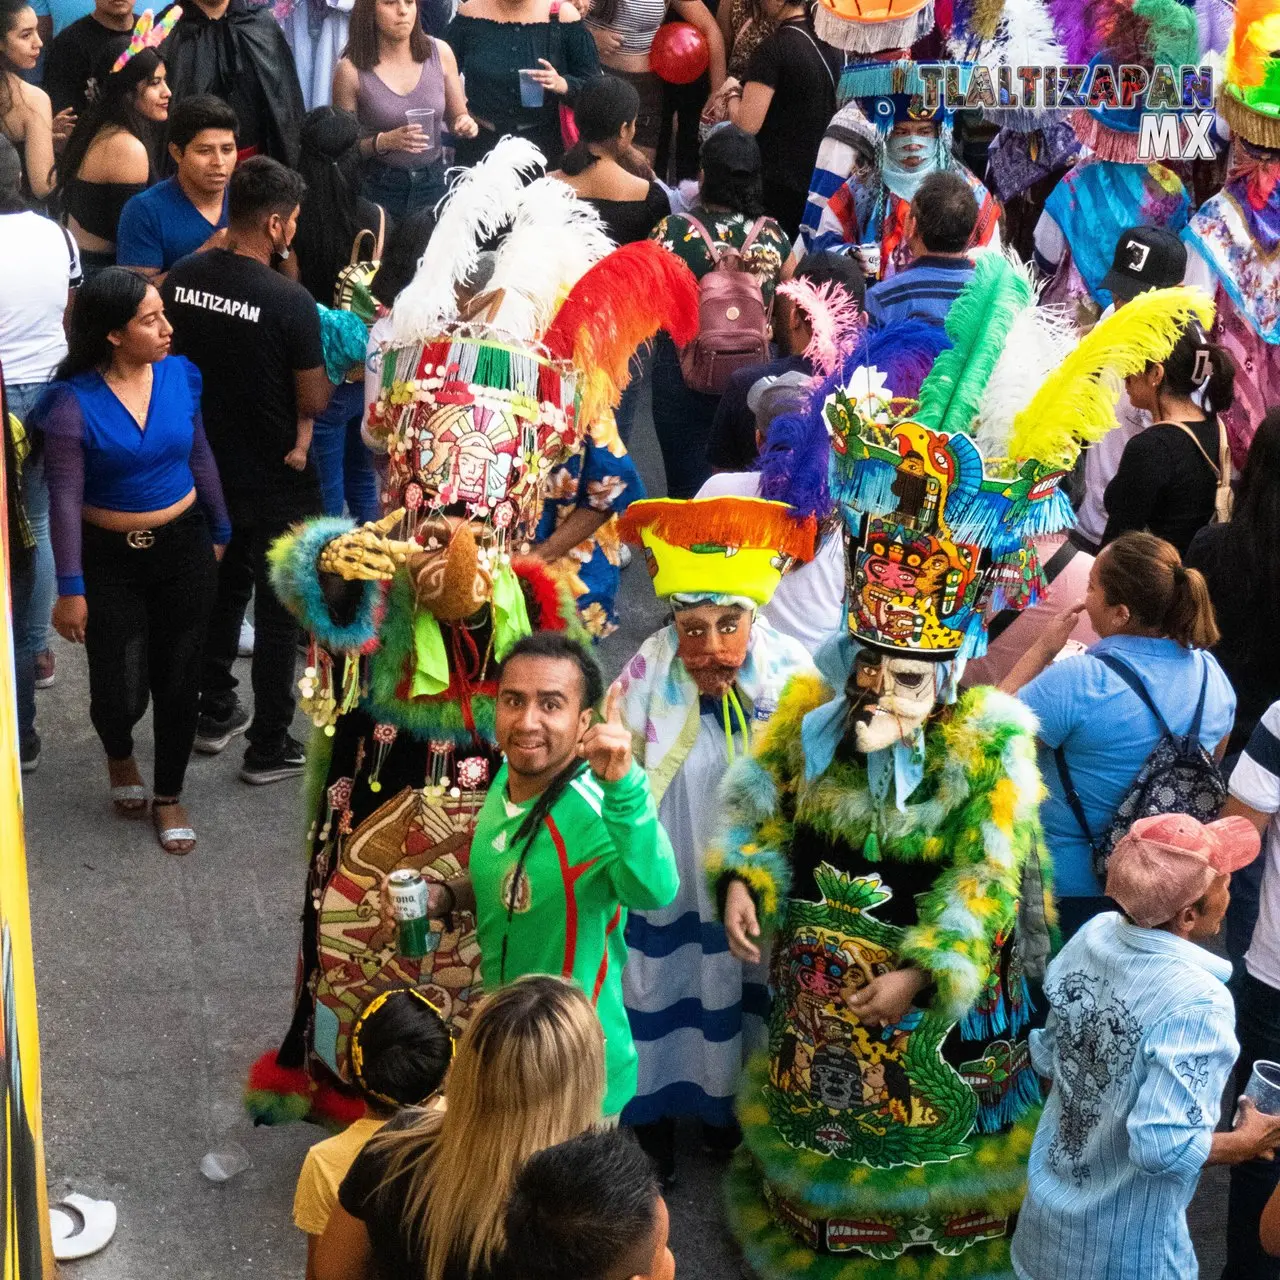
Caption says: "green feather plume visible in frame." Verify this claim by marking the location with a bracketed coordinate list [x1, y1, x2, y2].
[1134, 0, 1201, 71]
[1009, 285, 1215, 467]
[914, 251, 1034, 439]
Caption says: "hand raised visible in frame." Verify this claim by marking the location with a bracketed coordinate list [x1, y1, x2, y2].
[578, 680, 631, 782]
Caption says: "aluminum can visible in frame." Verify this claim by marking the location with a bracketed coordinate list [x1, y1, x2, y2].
[388, 868, 429, 958]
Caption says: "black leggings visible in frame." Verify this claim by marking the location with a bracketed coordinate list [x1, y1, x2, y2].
[82, 508, 218, 797]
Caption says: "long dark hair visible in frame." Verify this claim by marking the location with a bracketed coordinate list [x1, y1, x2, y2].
[1223, 410, 1280, 653]
[55, 43, 164, 210]
[343, 0, 432, 71]
[0, 0, 33, 123]
[55, 267, 150, 379]
[559, 74, 639, 176]
[294, 106, 368, 304]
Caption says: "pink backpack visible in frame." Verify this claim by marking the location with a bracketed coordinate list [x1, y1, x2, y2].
[677, 216, 771, 395]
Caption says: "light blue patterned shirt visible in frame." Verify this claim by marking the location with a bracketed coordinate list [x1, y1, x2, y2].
[1012, 912, 1237, 1280]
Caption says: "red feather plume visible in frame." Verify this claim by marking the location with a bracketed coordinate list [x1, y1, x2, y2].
[542, 241, 699, 428]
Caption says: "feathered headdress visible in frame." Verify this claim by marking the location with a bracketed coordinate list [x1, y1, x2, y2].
[775, 279, 865, 379]
[542, 241, 699, 428]
[111, 7, 181, 72]
[388, 137, 544, 344]
[1009, 285, 1216, 464]
[1222, 0, 1280, 150]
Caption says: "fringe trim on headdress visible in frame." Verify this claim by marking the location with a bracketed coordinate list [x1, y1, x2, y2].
[836, 59, 928, 101]
[1069, 107, 1143, 162]
[814, 1, 934, 52]
[618, 496, 819, 563]
[1222, 90, 1280, 151]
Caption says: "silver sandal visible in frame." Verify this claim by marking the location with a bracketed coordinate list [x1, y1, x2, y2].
[152, 801, 196, 855]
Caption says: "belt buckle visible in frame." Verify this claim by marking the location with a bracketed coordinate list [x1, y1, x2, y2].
[125, 529, 155, 549]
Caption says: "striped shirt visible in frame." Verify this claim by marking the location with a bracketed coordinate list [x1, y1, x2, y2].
[1011, 912, 1236, 1280]
[864, 255, 975, 328]
[1238, 701, 1280, 989]
[586, 0, 665, 54]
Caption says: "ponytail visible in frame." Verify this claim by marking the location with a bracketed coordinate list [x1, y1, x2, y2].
[1096, 530, 1220, 649]
[1202, 345, 1235, 416]
[558, 139, 597, 176]
[1164, 562, 1219, 649]
[1157, 320, 1237, 414]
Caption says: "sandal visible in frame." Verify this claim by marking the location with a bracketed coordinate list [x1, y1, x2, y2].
[152, 798, 196, 856]
[107, 757, 147, 815]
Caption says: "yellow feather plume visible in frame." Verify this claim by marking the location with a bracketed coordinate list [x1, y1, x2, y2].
[1008, 286, 1215, 467]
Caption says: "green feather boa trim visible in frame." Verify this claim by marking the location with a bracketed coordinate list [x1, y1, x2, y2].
[736, 1055, 1038, 1217]
[301, 726, 335, 849]
[725, 1155, 1016, 1280]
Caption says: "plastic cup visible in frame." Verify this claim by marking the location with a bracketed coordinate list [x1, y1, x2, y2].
[518, 69, 545, 108]
[405, 107, 438, 152]
[1245, 1060, 1280, 1115]
[200, 1142, 252, 1182]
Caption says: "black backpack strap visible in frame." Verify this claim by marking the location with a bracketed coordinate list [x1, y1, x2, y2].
[1053, 744, 1097, 849]
[1096, 653, 1172, 738]
[1187, 653, 1209, 743]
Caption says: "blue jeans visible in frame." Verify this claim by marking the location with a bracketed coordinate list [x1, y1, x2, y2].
[1224, 970, 1280, 1280]
[312, 381, 379, 524]
[650, 334, 718, 499]
[614, 349, 649, 447]
[8, 382, 54, 659]
[361, 159, 446, 221]
[10, 541, 36, 760]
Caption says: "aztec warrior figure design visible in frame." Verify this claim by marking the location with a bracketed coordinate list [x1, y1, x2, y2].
[244, 139, 698, 1124]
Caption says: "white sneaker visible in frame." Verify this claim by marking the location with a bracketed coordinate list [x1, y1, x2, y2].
[238, 620, 255, 657]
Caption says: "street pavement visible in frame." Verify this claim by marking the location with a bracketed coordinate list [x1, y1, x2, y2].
[22, 397, 1230, 1277]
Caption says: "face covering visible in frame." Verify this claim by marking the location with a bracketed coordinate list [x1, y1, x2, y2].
[880, 130, 943, 203]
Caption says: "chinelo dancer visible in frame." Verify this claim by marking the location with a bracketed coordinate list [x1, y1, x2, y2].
[708, 249, 1220, 1277]
[244, 138, 699, 1126]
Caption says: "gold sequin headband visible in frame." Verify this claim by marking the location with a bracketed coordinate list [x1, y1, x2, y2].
[349, 988, 453, 1109]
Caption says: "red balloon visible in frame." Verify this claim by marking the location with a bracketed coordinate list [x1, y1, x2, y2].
[650, 21, 710, 85]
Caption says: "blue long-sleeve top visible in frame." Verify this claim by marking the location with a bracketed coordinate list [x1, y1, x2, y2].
[35, 353, 232, 596]
[1012, 912, 1237, 1280]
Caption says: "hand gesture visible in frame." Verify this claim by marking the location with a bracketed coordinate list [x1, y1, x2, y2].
[844, 968, 928, 1027]
[452, 112, 479, 140]
[317, 508, 415, 582]
[1234, 1096, 1280, 1162]
[1039, 600, 1087, 659]
[578, 680, 631, 782]
[589, 24, 623, 55]
[526, 59, 568, 96]
[53, 594, 87, 644]
[52, 107, 76, 147]
[724, 878, 761, 964]
[379, 123, 431, 156]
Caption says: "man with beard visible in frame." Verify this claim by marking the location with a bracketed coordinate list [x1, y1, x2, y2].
[612, 495, 816, 1184]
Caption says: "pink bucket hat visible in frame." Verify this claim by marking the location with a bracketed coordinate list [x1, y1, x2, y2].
[1106, 813, 1263, 929]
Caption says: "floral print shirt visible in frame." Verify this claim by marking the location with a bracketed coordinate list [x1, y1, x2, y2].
[651, 208, 791, 306]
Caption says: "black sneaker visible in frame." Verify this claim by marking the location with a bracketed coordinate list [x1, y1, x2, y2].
[240, 734, 306, 785]
[20, 734, 40, 774]
[194, 700, 250, 755]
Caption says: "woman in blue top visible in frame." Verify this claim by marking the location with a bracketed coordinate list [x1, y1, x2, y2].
[1001, 530, 1235, 941]
[36, 267, 230, 854]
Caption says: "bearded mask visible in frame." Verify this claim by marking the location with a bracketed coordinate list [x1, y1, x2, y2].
[407, 516, 496, 622]
[673, 603, 753, 698]
[845, 650, 938, 753]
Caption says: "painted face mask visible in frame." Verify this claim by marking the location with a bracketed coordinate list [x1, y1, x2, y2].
[674, 603, 753, 698]
[407, 516, 496, 621]
[846, 650, 938, 753]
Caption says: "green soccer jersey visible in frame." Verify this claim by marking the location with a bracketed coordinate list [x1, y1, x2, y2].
[470, 761, 679, 1116]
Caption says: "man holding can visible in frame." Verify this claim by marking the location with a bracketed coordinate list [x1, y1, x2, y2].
[1011, 813, 1280, 1280]
[425, 630, 679, 1119]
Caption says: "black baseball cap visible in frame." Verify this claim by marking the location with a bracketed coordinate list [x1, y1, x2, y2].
[700, 123, 761, 177]
[1101, 226, 1187, 301]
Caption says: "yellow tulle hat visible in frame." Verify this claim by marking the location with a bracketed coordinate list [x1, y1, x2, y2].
[618, 496, 818, 606]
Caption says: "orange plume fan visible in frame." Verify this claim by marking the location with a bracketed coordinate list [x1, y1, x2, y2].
[542, 241, 699, 427]
[1229, 0, 1280, 89]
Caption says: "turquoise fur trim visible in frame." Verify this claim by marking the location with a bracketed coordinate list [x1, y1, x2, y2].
[707, 833, 794, 930]
[269, 517, 381, 652]
[725, 1155, 1017, 1280]
[736, 1055, 1039, 1218]
[720, 756, 779, 828]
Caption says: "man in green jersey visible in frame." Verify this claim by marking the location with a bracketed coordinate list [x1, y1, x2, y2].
[426, 631, 679, 1116]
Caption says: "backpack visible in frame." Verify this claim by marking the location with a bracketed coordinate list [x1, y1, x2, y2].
[677, 215, 771, 395]
[1054, 652, 1227, 882]
[333, 206, 387, 326]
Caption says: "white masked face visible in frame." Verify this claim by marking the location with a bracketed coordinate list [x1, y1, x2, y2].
[848, 652, 938, 753]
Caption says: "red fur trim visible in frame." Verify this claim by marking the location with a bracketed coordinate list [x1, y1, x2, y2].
[513, 556, 568, 630]
[310, 1077, 367, 1127]
[247, 1050, 311, 1097]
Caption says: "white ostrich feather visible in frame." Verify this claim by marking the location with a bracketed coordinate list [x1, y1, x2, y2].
[949, 0, 1063, 80]
[973, 299, 1079, 457]
[389, 137, 545, 344]
[484, 178, 614, 341]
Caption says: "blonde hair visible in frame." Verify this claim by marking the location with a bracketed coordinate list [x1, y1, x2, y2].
[365, 975, 607, 1280]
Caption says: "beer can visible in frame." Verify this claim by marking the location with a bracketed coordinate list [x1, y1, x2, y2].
[388, 868, 430, 959]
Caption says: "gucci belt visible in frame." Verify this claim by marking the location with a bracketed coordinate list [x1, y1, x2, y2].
[125, 529, 156, 549]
